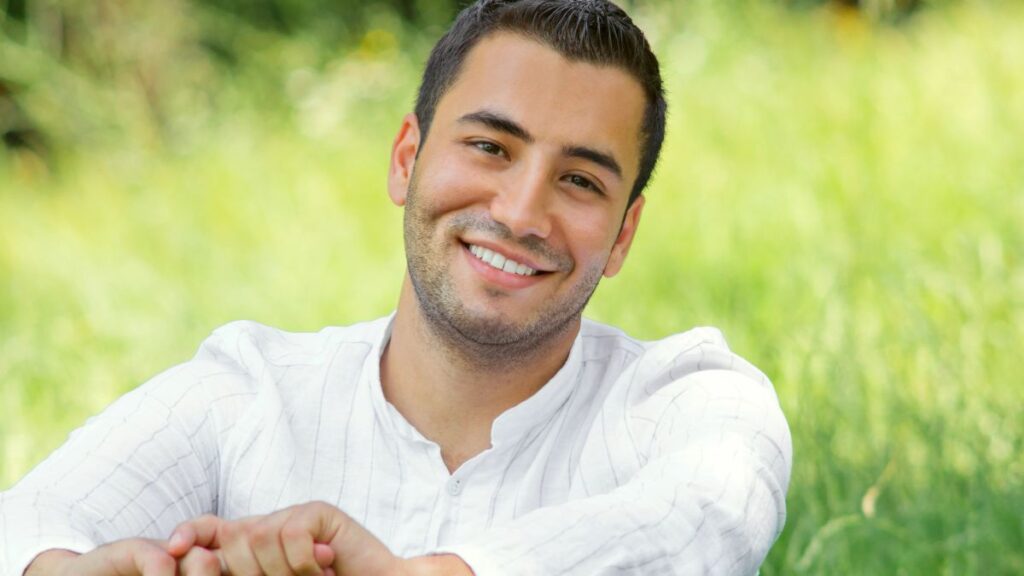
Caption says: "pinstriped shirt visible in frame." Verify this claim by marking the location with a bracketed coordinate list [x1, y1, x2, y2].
[0, 315, 792, 576]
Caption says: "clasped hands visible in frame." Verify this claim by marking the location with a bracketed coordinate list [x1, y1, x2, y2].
[30, 501, 471, 576]
[166, 501, 392, 576]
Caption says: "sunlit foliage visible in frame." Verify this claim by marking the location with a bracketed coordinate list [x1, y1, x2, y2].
[1, 1, 1022, 573]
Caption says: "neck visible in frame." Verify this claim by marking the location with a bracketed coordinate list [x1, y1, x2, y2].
[380, 277, 577, 472]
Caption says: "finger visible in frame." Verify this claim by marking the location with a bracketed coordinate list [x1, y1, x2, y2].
[218, 518, 264, 576]
[281, 504, 349, 575]
[128, 541, 176, 576]
[249, 516, 297, 576]
[313, 544, 335, 568]
[169, 515, 223, 557]
[319, 512, 398, 575]
[288, 502, 397, 576]
[279, 517, 323, 576]
[177, 546, 222, 576]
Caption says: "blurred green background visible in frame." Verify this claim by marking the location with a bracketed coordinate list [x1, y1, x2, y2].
[1, 0, 1022, 573]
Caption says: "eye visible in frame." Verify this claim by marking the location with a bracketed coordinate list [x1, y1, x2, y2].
[566, 174, 602, 194]
[471, 140, 507, 158]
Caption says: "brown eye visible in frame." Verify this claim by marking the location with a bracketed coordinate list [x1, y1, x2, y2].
[473, 141, 505, 157]
[567, 174, 599, 193]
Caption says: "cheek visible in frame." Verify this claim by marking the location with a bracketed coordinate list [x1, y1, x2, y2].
[420, 155, 495, 213]
[558, 208, 621, 264]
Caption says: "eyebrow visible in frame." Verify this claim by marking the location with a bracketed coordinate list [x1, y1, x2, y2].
[458, 110, 534, 143]
[457, 108, 623, 181]
[562, 145, 622, 181]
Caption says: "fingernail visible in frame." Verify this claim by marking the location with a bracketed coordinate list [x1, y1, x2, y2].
[168, 531, 185, 549]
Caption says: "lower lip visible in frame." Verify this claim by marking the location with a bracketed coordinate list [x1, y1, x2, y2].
[462, 244, 548, 290]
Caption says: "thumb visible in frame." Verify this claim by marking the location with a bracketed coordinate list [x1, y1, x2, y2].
[323, 515, 398, 575]
[288, 502, 398, 575]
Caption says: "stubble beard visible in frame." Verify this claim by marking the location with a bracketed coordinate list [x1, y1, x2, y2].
[402, 176, 605, 370]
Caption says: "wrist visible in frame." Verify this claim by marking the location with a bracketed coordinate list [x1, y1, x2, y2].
[403, 553, 474, 576]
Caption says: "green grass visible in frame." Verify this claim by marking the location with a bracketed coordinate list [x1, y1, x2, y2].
[2, 1, 1022, 573]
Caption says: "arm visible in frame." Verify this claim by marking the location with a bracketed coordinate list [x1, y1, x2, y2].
[23, 541, 182, 576]
[1, 335, 252, 576]
[436, 368, 792, 575]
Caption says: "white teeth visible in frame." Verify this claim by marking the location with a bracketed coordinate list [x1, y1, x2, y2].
[467, 244, 538, 276]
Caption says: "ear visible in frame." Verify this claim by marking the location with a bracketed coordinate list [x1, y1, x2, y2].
[603, 195, 645, 278]
[387, 112, 421, 207]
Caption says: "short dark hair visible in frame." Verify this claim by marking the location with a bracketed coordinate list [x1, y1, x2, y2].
[414, 0, 666, 205]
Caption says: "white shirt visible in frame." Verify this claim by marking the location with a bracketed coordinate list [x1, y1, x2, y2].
[0, 315, 791, 576]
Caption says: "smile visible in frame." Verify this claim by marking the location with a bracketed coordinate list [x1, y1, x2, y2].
[467, 244, 539, 276]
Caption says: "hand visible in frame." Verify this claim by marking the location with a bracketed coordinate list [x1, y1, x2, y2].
[170, 535, 332, 576]
[24, 519, 474, 576]
[169, 501, 398, 576]
[24, 539, 176, 576]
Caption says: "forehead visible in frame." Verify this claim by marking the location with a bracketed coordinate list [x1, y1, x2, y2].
[434, 32, 646, 180]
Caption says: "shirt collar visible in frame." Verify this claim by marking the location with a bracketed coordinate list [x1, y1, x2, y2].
[363, 313, 428, 444]
[488, 333, 583, 448]
[363, 312, 585, 449]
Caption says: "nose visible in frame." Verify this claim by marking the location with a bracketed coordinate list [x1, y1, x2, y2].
[489, 164, 552, 239]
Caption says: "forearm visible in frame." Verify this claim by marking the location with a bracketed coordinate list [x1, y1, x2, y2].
[20, 538, 180, 576]
[438, 372, 791, 575]
[440, 448, 784, 575]
[0, 488, 102, 576]
[0, 351, 243, 575]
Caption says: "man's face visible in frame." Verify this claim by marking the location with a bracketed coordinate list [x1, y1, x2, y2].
[389, 32, 647, 355]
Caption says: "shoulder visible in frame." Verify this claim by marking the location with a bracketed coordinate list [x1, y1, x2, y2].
[142, 316, 391, 439]
[579, 317, 775, 402]
[188, 311, 391, 383]
[580, 318, 741, 368]
[131, 316, 389, 416]
[571, 320, 790, 494]
[195, 316, 389, 373]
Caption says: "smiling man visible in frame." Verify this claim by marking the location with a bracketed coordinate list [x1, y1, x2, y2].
[1, 1, 792, 575]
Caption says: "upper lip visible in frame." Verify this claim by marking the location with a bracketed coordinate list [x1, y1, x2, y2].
[461, 238, 558, 273]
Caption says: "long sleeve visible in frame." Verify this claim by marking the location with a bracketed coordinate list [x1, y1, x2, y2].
[0, 335, 255, 576]
[437, 345, 792, 575]
[2, 316, 792, 575]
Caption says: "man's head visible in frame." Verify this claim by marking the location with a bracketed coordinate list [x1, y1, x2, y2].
[414, 0, 666, 205]
[387, 1, 662, 364]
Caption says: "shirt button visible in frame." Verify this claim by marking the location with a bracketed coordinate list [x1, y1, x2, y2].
[447, 478, 463, 496]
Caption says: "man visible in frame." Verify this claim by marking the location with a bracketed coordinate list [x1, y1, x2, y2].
[1, 1, 792, 574]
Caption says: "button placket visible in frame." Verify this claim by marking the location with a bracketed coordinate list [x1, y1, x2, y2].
[447, 477, 463, 496]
